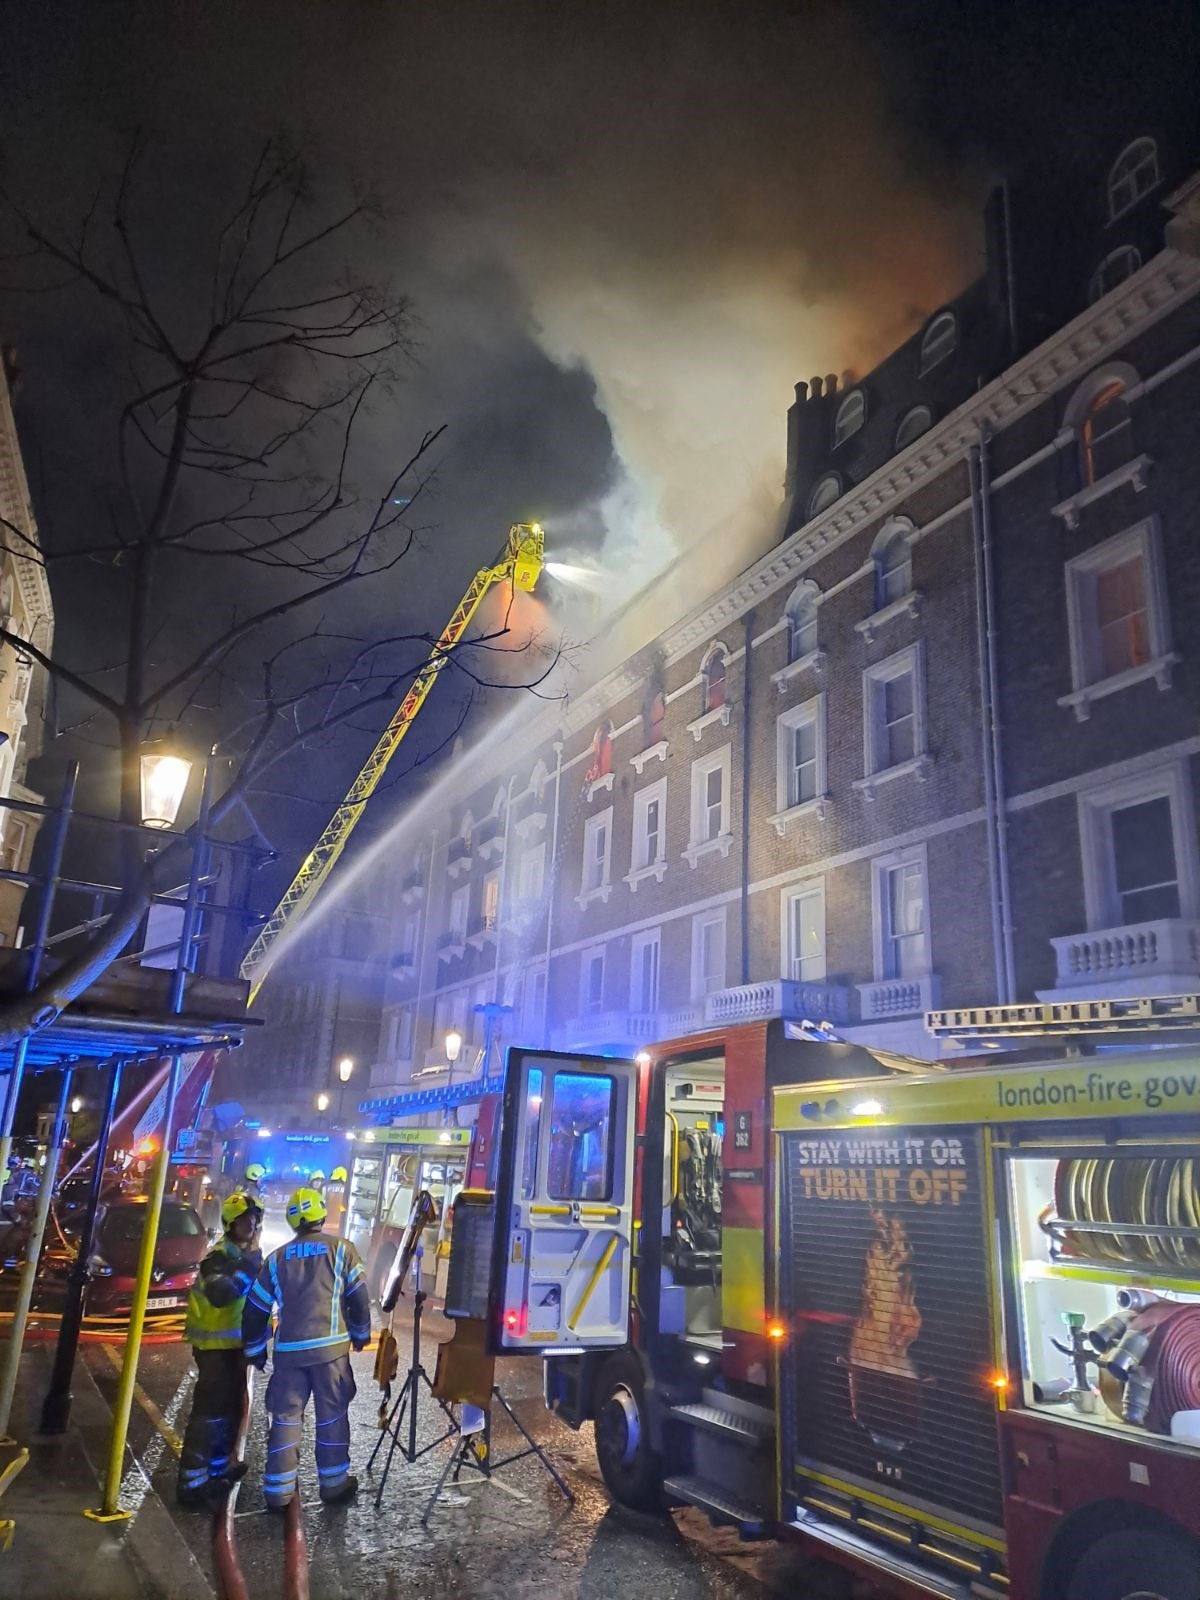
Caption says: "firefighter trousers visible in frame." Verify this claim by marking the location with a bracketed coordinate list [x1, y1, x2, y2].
[263, 1355, 356, 1506]
[179, 1348, 247, 1494]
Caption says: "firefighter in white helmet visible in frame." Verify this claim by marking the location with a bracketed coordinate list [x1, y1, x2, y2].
[242, 1186, 371, 1508]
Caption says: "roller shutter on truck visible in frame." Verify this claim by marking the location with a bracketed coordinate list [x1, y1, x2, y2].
[778, 1124, 1005, 1562]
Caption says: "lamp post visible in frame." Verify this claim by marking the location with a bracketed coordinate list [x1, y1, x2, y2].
[444, 1029, 463, 1082]
[335, 1056, 353, 1125]
[316, 1091, 330, 1114]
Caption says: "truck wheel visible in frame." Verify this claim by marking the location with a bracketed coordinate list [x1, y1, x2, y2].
[593, 1352, 663, 1511]
[1064, 1528, 1200, 1600]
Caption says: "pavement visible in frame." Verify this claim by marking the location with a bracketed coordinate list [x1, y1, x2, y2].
[0, 1304, 876, 1600]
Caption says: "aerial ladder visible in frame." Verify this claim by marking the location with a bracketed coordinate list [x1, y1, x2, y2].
[124, 523, 546, 1151]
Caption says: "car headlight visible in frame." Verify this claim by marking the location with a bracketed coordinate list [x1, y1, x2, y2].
[87, 1254, 113, 1277]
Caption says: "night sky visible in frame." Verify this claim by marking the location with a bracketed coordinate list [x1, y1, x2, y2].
[0, 0, 1195, 905]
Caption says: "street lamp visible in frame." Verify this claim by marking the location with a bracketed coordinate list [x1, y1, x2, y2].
[316, 1092, 330, 1113]
[139, 735, 194, 830]
[337, 1056, 354, 1084]
[444, 1030, 463, 1067]
[70, 1095, 84, 1116]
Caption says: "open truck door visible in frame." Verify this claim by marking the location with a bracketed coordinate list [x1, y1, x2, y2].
[490, 1048, 637, 1353]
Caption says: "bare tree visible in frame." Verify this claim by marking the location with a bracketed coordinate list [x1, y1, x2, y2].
[0, 137, 556, 1041]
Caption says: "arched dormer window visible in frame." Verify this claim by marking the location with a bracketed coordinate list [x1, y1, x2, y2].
[808, 472, 841, 519]
[1066, 363, 1139, 487]
[872, 519, 914, 611]
[919, 311, 957, 373]
[701, 645, 727, 714]
[1108, 137, 1159, 222]
[528, 759, 549, 799]
[584, 720, 613, 784]
[785, 581, 819, 664]
[895, 405, 933, 451]
[832, 389, 865, 448]
[1088, 246, 1142, 305]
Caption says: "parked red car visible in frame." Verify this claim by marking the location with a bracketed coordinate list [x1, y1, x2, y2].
[84, 1196, 208, 1316]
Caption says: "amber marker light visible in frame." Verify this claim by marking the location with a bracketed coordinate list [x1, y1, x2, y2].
[767, 1320, 787, 1342]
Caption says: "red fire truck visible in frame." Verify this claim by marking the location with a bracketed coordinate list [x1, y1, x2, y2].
[470, 1019, 1200, 1600]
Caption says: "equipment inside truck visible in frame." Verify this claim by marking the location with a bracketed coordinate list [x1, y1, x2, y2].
[661, 1056, 725, 1343]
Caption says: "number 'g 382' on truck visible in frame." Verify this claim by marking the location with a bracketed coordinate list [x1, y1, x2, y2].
[456, 1019, 1200, 1600]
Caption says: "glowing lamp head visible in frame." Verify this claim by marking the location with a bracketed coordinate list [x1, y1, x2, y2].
[70, 1095, 84, 1115]
[337, 1056, 354, 1084]
[444, 1030, 463, 1065]
[139, 738, 193, 830]
[316, 1091, 330, 1113]
[508, 522, 544, 592]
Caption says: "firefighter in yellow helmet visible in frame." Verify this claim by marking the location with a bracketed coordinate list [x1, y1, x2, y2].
[177, 1190, 263, 1507]
[242, 1186, 371, 1509]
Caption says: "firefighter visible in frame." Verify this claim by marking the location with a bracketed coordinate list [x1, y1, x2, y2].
[177, 1190, 263, 1508]
[242, 1186, 371, 1509]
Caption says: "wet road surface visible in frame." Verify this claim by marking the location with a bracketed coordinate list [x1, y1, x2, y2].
[82, 1306, 876, 1600]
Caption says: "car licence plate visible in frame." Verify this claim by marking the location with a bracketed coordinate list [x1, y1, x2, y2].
[147, 1296, 184, 1310]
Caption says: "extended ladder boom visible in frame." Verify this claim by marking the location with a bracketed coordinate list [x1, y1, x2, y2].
[240, 522, 544, 999]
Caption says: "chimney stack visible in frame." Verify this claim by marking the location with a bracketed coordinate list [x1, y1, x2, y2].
[810, 375, 823, 400]
[825, 373, 838, 397]
[794, 380, 808, 404]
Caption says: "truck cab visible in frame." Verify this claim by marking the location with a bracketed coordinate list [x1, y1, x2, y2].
[488, 1020, 895, 1525]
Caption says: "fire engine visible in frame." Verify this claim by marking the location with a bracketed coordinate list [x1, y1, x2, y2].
[455, 1007, 1200, 1600]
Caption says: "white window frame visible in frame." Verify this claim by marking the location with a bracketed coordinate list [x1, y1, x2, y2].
[627, 777, 668, 888]
[481, 869, 501, 927]
[832, 388, 865, 448]
[1108, 137, 1159, 222]
[580, 944, 606, 1016]
[855, 642, 929, 795]
[578, 806, 613, 906]
[1059, 518, 1175, 720]
[1076, 760, 1199, 932]
[1088, 246, 1142, 304]
[518, 841, 546, 902]
[808, 472, 841, 519]
[769, 693, 828, 834]
[690, 909, 726, 1001]
[895, 404, 932, 450]
[919, 311, 957, 373]
[870, 843, 932, 982]
[782, 881, 827, 984]
[684, 744, 733, 866]
[402, 910, 421, 960]
[395, 1004, 414, 1060]
[448, 884, 470, 938]
[629, 927, 661, 1015]
[522, 962, 548, 1042]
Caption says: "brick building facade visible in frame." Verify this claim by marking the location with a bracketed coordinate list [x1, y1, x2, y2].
[242, 127, 1200, 1125]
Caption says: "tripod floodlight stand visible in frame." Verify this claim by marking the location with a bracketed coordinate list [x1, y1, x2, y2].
[366, 1245, 458, 1509]
[420, 1384, 574, 1524]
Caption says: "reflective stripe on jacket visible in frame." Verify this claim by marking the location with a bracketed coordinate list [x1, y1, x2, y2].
[242, 1232, 370, 1369]
[185, 1238, 262, 1349]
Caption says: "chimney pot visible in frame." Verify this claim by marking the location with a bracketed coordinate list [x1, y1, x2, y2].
[794, 381, 808, 404]
[825, 373, 838, 397]
[810, 376, 823, 399]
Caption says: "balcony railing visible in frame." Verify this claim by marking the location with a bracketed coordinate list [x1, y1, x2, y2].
[476, 818, 505, 859]
[436, 927, 466, 962]
[513, 791, 548, 837]
[390, 950, 416, 976]
[446, 838, 473, 877]
[705, 978, 850, 1027]
[1042, 918, 1200, 999]
[399, 871, 425, 904]
[857, 974, 941, 1020]
[467, 912, 499, 949]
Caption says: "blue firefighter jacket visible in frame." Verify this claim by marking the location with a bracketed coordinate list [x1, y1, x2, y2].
[242, 1231, 371, 1368]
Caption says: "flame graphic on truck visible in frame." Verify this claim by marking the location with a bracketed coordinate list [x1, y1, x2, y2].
[842, 1208, 926, 1453]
